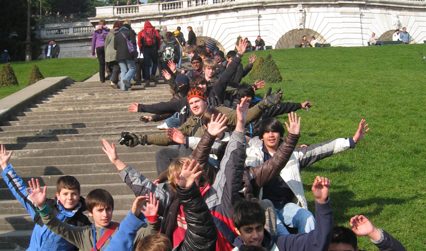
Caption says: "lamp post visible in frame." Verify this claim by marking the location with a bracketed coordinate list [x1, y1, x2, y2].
[25, 0, 32, 61]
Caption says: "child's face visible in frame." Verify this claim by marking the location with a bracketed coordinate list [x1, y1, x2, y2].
[203, 66, 214, 79]
[89, 205, 113, 228]
[56, 188, 80, 210]
[238, 223, 264, 247]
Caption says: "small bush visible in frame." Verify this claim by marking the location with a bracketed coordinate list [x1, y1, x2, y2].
[0, 64, 18, 87]
[28, 65, 44, 85]
[249, 54, 282, 83]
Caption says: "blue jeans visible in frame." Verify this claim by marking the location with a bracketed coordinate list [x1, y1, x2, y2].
[276, 202, 315, 235]
[118, 59, 136, 90]
[164, 112, 181, 128]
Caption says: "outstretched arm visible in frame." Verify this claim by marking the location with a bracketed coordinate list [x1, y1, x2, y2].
[190, 113, 228, 169]
[297, 118, 369, 169]
[276, 176, 333, 251]
[102, 139, 170, 214]
[0, 145, 40, 219]
[176, 159, 217, 251]
[208, 98, 249, 209]
[350, 215, 406, 251]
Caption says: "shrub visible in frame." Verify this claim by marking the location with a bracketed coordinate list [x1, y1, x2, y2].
[28, 65, 44, 85]
[249, 54, 282, 83]
[0, 64, 18, 87]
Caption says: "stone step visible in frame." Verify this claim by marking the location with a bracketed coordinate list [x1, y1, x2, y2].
[0, 77, 171, 249]
[7, 152, 157, 167]
[46, 87, 169, 98]
[0, 130, 162, 144]
[0, 161, 157, 177]
[4, 113, 154, 126]
[2, 139, 159, 150]
[8, 111, 149, 122]
[0, 170, 159, 190]
[0, 230, 31, 250]
[3, 144, 161, 158]
[0, 126, 162, 141]
[0, 120, 158, 132]
[1, 118, 152, 131]
[40, 93, 171, 104]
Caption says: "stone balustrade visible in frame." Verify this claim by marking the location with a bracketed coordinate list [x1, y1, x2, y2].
[94, 0, 424, 18]
[39, 22, 93, 40]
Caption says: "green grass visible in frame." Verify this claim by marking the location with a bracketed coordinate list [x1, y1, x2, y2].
[0, 58, 98, 99]
[244, 44, 426, 250]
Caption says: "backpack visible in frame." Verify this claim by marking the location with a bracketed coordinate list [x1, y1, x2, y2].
[143, 29, 156, 47]
[162, 44, 175, 61]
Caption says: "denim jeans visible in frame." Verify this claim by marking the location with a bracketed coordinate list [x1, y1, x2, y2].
[164, 112, 181, 128]
[118, 59, 136, 90]
[276, 202, 315, 235]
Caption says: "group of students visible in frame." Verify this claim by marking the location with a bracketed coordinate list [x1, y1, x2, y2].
[92, 19, 195, 92]
[1, 36, 407, 251]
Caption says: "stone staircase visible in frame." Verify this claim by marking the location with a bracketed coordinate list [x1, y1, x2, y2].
[0, 80, 171, 250]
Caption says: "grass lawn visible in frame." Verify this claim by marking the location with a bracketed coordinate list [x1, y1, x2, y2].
[0, 58, 98, 99]
[244, 44, 426, 250]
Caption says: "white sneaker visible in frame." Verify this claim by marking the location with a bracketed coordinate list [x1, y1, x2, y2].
[156, 122, 169, 130]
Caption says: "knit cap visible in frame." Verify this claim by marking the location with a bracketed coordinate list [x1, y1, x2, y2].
[187, 87, 206, 101]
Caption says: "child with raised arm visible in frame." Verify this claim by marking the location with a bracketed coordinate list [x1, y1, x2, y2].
[0, 145, 91, 250]
[27, 178, 149, 250]
[232, 176, 333, 251]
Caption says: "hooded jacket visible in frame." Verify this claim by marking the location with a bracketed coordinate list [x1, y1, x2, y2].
[137, 20, 161, 51]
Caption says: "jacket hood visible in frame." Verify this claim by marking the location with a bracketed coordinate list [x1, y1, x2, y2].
[144, 20, 154, 30]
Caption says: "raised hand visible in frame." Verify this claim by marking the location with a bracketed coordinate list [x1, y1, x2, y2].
[350, 215, 376, 237]
[311, 176, 330, 204]
[141, 192, 159, 220]
[128, 102, 139, 113]
[300, 100, 312, 110]
[101, 139, 118, 164]
[167, 60, 177, 73]
[167, 128, 185, 144]
[237, 97, 250, 123]
[27, 178, 47, 208]
[252, 80, 265, 91]
[207, 113, 228, 137]
[101, 139, 127, 171]
[284, 112, 301, 135]
[236, 38, 248, 55]
[249, 54, 257, 64]
[177, 159, 202, 189]
[353, 118, 369, 143]
[0, 145, 12, 170]
[162, 69, 172, 81]
[131, 195, 148, 218]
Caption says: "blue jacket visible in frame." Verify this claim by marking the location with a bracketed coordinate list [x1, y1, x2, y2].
[104, 212, 147, 251]
[1, 163, 91, 251]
